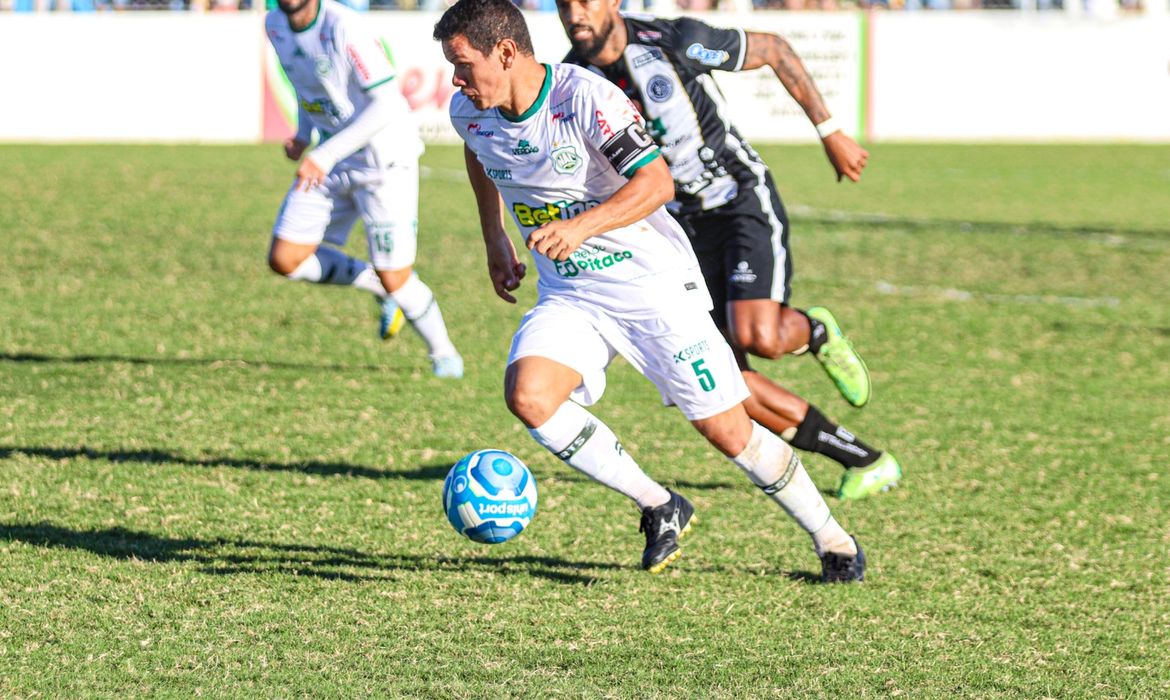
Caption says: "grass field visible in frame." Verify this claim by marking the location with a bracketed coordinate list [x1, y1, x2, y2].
[2, 143, 1168, 698]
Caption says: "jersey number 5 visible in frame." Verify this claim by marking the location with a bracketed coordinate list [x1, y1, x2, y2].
[691, 359, 716, 393]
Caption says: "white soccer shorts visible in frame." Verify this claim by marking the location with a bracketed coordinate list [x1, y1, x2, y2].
[272, 160, 419, 271]
[508, 294, 750, 422]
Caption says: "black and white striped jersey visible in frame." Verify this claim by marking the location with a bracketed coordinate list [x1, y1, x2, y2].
[566, 14, 768, 215]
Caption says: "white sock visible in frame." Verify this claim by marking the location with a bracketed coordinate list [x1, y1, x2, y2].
[730, 421, 856, 556]
[391, 273, 457, 358]
[529, 401, 671, 510]
[287, 246, 386, 297]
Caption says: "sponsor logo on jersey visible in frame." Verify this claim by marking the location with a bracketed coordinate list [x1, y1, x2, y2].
[553, 244, 636, 278]
[632, 49, 664, 69]
[347, 44, 371, 82]
[300, 97, 341, 119]
[673, 339, 710, 364]
[647, 75, 674, 103]
[551, 111, 577, 123]
[686, 43, 729, 67]
[663, 133, 690, 151]
[594, 110, 614, 138]
[466, 122, 495, 137]
[512, 199, 598, 228]
[512, 139, 540, 155]
[636, 30, 663, 43]
[730, 261, 757, 284]
[314, 54, 332, 77]
[486, 167, 512, 181]
[551, 146, 582, 175]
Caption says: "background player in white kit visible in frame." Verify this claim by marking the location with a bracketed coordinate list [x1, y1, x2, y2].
[435, 0, 867, 581]
[266, 0, 462, 378]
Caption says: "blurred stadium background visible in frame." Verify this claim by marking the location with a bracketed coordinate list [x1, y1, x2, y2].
[0, 0, 1165, 16]
[0, 2, 1166, 145]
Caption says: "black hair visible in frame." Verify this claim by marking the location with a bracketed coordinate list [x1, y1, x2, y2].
[433, 0, 535, 58]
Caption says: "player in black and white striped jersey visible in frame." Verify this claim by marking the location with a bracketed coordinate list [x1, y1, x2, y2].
[559, 0, 902, 500]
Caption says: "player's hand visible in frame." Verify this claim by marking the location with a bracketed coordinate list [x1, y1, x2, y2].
[486, 235, 527, 304]
[284, 138, 309, 162]
[822, 131, 869, 183]
[527, 220, 588, 262]
[294, 156, 327, 192]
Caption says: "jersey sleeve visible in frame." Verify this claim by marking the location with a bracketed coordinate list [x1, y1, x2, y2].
[672, 17, 746, 73]
[340, 23, 396, 92]
[582, 80, 660, 178]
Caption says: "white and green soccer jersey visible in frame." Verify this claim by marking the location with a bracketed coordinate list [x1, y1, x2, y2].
[266, 0, 421, 166]
[452, 63, 710, 317]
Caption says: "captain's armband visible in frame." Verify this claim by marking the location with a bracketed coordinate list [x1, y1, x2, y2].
[601, 122, 659, 177]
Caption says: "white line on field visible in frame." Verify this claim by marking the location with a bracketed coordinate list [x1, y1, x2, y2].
[874, 281, 1121, 309]
[419, 165, 470, 182]
[422, 169, 1162, 247]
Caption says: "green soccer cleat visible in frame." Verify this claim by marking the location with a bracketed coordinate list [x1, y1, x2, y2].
[807, 306, 871, 408]
[837, 452, 902, 500]
[379, 297, 406, 340]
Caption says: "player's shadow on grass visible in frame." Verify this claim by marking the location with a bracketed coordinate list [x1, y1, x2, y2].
[549, 472, 740, 492]
[779, 570, 824, 585]
[0, 351, 392, 374]
[0, 521, 621, 586]
[3, 446, 742, 492]
[0, 445, 451, 482]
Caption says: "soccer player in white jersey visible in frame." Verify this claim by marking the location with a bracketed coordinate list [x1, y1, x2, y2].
[434, 0, 867, 581]
[266, 0, 463, 378]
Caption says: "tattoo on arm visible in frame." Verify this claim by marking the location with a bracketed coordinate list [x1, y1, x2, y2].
[745, 32, 830, 125]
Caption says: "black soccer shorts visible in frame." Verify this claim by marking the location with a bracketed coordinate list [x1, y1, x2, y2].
[679, 173, 793, 331]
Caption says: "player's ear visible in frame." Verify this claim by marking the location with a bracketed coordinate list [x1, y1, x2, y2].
[497, 39, 517, 70]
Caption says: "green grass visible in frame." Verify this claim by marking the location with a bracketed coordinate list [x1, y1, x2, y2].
[2, 143, 1168, 698]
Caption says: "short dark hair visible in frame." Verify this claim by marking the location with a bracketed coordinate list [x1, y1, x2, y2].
[433, 0, 534, 58]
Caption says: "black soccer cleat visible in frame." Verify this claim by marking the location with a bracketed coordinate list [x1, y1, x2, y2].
[638, 490, 696, 574]
[819, 536, 866, 583]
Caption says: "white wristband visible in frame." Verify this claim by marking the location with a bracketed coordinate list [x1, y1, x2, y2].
[815, 117, 841, 139]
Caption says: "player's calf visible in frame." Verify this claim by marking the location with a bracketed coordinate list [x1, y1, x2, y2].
[730, 421, 865, 582]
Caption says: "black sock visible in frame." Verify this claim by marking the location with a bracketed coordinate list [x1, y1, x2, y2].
[801, 310, 828, 355]
[790, 404, 880, 470]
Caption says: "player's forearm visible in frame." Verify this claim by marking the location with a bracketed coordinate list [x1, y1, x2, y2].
[570, 157, 674, 239]
[307, 83, 396, 173]
[746, 32, 831, 126]
[464, 146, 509, 243]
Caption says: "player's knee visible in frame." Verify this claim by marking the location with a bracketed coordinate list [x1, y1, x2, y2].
[379, 268, 413, 294]
[268, 247, 305, 277]
[692, 406, 752, 458]
[268, 254, 292, 276]
[733, 324, 785, 359]
[505, 383, 558, 429]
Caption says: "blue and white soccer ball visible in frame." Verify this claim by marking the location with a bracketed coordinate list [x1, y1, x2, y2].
[443, 449, 538, 544]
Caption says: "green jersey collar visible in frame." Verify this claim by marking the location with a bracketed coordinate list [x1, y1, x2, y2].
[500, 64, 551, 124]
